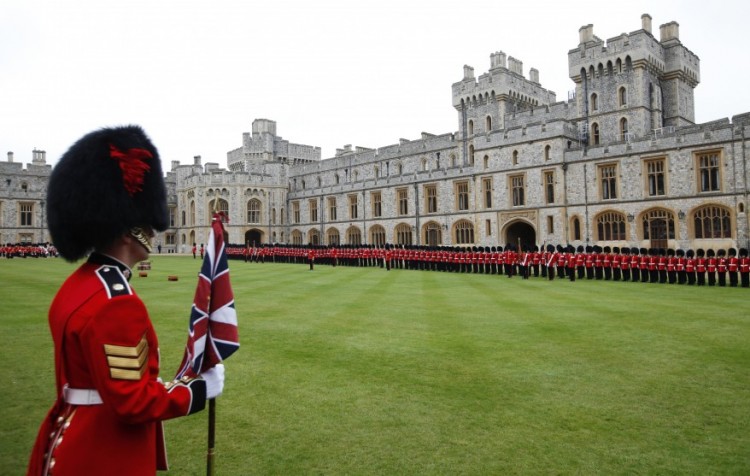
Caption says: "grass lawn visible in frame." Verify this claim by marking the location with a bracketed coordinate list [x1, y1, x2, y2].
[2, 255, 749, 475]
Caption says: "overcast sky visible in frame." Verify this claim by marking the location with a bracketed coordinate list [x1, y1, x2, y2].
[2, 0, 748, 169]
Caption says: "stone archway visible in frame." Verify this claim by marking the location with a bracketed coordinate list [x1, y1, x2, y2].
[504, 220, 536, 249]
[245, 229, 263, 246]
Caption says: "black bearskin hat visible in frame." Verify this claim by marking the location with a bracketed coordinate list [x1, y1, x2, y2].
[740, 248, 748, 257]
[47, 125, 167, 262]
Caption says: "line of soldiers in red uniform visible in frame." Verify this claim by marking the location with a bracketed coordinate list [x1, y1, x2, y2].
[0, 243, 58, 258]
[225, 243, 750, 288]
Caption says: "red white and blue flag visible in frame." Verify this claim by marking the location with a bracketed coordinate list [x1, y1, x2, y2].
[176, 212, 239, 379]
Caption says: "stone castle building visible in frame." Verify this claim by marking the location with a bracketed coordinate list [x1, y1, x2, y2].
[2, 14, 749, 252]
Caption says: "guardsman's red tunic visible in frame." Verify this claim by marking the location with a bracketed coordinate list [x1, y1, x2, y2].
[28, 254, 206, 476]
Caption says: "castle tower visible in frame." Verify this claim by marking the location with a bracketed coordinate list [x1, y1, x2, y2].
[568, 14, 700, 146]
[451, 51, 556, 162]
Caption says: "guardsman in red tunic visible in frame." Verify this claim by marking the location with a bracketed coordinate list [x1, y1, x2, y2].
[727, 248, 739, 287]
[28, 126, 224, 476]
[602, 246, 612, 281]
[675, 249, 686, 284]
[706, 249, 718, 286]
[685, 249, 697, 285]
[695, 249, 707, 285]
[717, 249, 728, 287]
[666, 249, 677, 284]
[620, 246, 631, 282]
[612, 247, 622, 281]
[739, 248, 750, 288]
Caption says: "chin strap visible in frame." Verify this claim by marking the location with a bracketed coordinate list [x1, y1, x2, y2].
[130, 227, 153, 253]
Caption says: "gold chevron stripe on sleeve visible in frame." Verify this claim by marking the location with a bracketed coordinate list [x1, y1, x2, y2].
[104, 335, 149, 381]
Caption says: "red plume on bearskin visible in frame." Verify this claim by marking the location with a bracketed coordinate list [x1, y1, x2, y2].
[46, 125, 168, 262]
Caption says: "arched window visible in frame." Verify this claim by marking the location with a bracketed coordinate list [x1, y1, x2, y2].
[572, 217, 581, 241]
[454, 220, 475, 245]
[271, 207, 276, 225]
[619, 87, 627, 106]
[620, 118, 629, 141]
[590, 93, 598, 112]
[395, 223, 413, 245]
[468, 145, 475, 166]
[397, 163, 403, 175]
[450, 154, 457, 168]
[247, 199, 261, 224]
[694, 206, 732, 239]
[468, 120, 474, 136]
[483, 155, 490, 169]
[591, 123, 600, 145]
[181, 210, 186, 226]
[370, 225, 386, 247]
[335, 174, 340, 184]
[291, 229, 303, 245]
[189, 201, 196, 226]
[326, 227, 340, 246]
[544, 145, 551, 161]
[642, 209, 676, 240]
[486, 116, 492, 132]
[596, 211, 626, 241]
[308, 229, 320, 246]
[421, 158, 428, 172]
[346, 226, 362, 245]
[512, 150, 519, 165]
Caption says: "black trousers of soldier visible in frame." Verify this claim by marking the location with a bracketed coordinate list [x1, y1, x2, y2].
[696, 272, 705, 285]
[568, 267, 575, 281]
[586, 267, 594, 279]
[577, 266, 584, 280]
[548, 266, 555, 280]
[604, 267, 612, 281]
[741, 272, 749, 288]
[613, 267, 621, 281]
[707, 272, 716, 286]
[729, 271, 738, 287]
[595, 267, 603, 280]
[668, 271, 677, 284]
[659, 270, 667, 284]
[622, 268, 631, 282]
[718, 272, 726, 286]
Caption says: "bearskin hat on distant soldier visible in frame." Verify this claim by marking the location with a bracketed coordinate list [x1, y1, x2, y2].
[46, 125, 167, 262]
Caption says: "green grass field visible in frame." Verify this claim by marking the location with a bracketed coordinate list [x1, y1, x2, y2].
[2, 256, 749, 475]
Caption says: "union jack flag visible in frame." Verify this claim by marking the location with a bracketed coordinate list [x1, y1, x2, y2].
[176, 212, 239, 379]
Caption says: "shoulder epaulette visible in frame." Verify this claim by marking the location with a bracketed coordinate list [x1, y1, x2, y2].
[95, 265, 133, 299]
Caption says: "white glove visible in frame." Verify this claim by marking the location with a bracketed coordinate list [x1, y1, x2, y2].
[201, 363, 225, 399]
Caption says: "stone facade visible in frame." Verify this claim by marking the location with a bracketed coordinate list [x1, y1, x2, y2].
[3, 14, 749, 252]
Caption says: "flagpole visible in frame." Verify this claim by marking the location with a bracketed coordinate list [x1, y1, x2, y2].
[207, 398, 216, 476]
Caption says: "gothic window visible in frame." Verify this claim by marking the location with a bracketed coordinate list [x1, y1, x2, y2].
[309, 199, 318, 222]
[455, 181, 469, 211]
[544, 145, 551, 161]
[395, 223, 413, 245]
[454, 220, 475, 245]
[596, 211, 626, 240]
[694, 206, 731, 239]
[291, 230, 303, 245]
[370, 225, 386, 246]
[571, 216, 581, 241]
[169, 207, 176, 227]
[372, 191, 382, 218]
[599, 164, 618, 200]
[425, 184, 437, 213]
[247, 199, 261, 224]
[19, 202, 33, 227]
[510, 175, 525, 206]
[590, 93, 598, 111]
[619, 87, 627, 106]
[544, 170, 555, 204]
[645, 158, 666, 196]
[642, 209, 676, 240]
[592, 122, 600, 145]
[620, 118, 629, 141]
[209, 198, 229, 222]
[483, 155, 489, 169]
[482, 177, 492, 209]
[512, 150, 519, 165]
[326, 227, 340, 246]
[421, 158, 428, 171]
[486, 116, 492, 132]
[468, 120, 474, 136]
[349, 194, 358, 219]
[190, 201, 195, 226]
[328, 197, 337, 221]
[292, 201, 300, 224]
[469, 145, 475, 166]
[347, 226, 362, 245]
[181, 210, 186, 226]
[697, 152, 721, 192]
[397, 188, 408, 215]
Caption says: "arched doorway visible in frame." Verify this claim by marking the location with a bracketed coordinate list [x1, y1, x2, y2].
[504, 220, 536, 250]
[245, 229, 263, 246]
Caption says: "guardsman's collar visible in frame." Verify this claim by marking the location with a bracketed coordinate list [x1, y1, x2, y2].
[88, 253, 133, 281]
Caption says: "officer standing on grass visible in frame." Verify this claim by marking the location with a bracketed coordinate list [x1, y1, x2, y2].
[27, 126, 224, 475]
